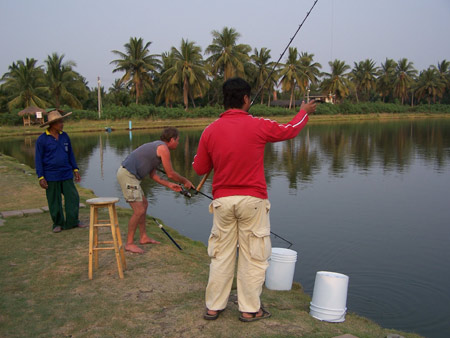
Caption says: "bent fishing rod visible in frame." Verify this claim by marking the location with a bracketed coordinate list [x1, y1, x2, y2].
[251, 0, 319, 106]
[157, 168, 293, 248]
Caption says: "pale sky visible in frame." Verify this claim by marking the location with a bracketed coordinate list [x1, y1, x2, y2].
[1, 0, 449, 89]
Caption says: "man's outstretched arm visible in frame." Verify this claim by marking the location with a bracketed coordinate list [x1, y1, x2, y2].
[157, 144, 194, 189]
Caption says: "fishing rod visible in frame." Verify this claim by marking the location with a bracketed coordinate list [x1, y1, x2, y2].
[152, 217, 183, 250]
[156, 168, 293, 247]
[251, 0, 320, 106]
[190, 187, 293, 248]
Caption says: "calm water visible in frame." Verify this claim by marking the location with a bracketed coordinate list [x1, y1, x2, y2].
[1, 119, 450, 338]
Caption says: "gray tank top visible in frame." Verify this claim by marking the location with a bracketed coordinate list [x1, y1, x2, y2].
[122, 140, 165, 180]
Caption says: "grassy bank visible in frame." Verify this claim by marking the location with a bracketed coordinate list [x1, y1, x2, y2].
[1, 112, 450, 138]
[0, 154, 422, 337]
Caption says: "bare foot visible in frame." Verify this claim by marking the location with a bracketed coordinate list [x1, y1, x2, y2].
[125, 243, 144, 254]
[139, 236, 161, 245]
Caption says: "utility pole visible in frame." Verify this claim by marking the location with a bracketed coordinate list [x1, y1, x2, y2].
[97, 76, 102, 119]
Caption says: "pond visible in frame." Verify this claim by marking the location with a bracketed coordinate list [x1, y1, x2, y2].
[1, 118, 450, 338]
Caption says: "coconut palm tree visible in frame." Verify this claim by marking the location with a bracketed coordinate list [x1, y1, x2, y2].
[321, 59, 352, 102]
[45, 53, 87, 108]
[205, 27, 251, 80]
[377, 58, 397, 102]
[279, 48, 301, 109]
[415, 67, 446, 104]
[160, 39, 209, 110]
[251, 47, 277, 105]
[394, 58, 417, 104]
[156, 52, 180, 107]
[111, 37, 160, 104]
[1, 58, 49, 110]
[350, 59, 378, 102]
[434, 59, 450, 82]
[433, 60, 450, 103]
[297, 52, 322, 96]
[108, 79, 131, 106]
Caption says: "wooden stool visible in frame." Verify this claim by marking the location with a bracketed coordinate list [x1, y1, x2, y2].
[87, 197, 126, 279]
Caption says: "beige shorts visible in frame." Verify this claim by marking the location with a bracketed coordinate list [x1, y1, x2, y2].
[117, 166, 144, 202]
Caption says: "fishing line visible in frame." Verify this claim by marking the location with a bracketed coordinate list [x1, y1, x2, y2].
[156, 168, 293, 248]
[251, 0, 320, 106]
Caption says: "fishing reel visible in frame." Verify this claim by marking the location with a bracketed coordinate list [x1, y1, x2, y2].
[179, 185, 192, 198]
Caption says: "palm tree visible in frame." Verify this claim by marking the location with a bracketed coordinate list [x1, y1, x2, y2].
[160, 39, 209, 110]
[350, 59, 378, 102]
[1, 58, 49, 110]
[415, 67, 446, 104]
[251, 47, 276, 104]
[434, 59, 450, 83]
[297, 52, 322, 96]
[108, 79, 130, 106]
[321, 59, 352, 102]
[279, 48, 300, 109]
[377, 58, 397, 102]
[45, 53, 87, 108]
[156, 52, 180, 107]
[205, 27, 251, 80]
[111, 37, 160, 104]
[433, 60, 450, 103]
[394, 58, 417, 104]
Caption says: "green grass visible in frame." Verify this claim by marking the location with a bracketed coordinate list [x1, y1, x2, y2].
[0, 156, 423, 337]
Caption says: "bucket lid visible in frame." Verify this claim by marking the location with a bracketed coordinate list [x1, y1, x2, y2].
[272, 247, 297, 256]
[316, 271, 349, 280]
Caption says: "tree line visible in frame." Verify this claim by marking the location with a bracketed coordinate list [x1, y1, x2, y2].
[1, 27, 449, 113]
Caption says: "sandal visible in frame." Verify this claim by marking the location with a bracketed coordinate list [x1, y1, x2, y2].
[203, 308, 224, 320]
[239, 307, 271, 322]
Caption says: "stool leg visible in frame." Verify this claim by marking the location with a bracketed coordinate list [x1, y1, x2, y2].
[93, 206, 99, 269]
[88, 206, 95, 280]
[113, 205, 126, 269]
[109, 204, 124, 279]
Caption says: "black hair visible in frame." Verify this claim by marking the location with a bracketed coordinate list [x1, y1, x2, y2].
[223, 77, 251, 109]
[160, 127, 179, 142]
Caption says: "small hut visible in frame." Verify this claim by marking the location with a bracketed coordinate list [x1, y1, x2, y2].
[18, 106, 47, 126]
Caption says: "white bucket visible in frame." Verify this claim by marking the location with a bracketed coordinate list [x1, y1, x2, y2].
[265, 247, 298, 291]
[309, 271, 349, 322]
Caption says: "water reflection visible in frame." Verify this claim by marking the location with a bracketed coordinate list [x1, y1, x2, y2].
[2, 119, 449, 183]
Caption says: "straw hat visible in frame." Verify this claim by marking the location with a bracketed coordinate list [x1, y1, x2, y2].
[40, 109, 72, 127]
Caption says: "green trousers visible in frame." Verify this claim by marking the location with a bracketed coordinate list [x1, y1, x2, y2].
[46, 179, 80, 230]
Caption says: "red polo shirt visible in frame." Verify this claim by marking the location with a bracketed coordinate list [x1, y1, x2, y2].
[192, 108, 309, 199]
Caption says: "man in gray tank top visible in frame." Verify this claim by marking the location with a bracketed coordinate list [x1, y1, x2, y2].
[117, 127, 194, 254]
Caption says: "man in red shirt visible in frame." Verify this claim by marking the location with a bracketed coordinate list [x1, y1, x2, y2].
[193, 77, 316, 322]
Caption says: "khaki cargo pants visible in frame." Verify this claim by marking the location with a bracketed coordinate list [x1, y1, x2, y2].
[205, 196, 271, 313]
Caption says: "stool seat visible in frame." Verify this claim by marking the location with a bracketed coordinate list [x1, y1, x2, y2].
[87, 197, 120, 205]
[88, 197, 126, 279]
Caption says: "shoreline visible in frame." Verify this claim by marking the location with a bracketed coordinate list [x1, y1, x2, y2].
[0, 153, 423, 337]
[1, 112, 449, 138]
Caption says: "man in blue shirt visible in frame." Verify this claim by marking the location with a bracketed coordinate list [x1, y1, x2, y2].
[35, 110, 87, 233]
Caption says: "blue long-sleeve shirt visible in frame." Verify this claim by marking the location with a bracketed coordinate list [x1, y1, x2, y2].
[35, 130, 78, 181]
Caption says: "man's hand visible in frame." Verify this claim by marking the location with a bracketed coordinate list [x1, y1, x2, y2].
[168, 182, 182, 192]
[183, 179, 195, 190]
[74, 171, 81, 183]
[39, 178, 48, 189]
[300, 100, 317, 114]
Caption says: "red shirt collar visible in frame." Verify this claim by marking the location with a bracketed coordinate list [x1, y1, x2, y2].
[220, 109, 249, 117]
